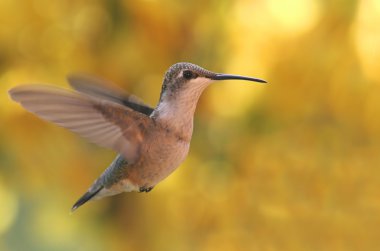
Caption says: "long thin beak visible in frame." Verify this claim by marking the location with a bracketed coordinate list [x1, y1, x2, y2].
[212, 73, 267, 83]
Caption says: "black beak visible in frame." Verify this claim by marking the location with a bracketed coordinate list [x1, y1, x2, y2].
[212, 73, 267, 83]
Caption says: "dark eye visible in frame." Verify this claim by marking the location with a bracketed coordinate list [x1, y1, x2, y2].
[183, 70, 194, 79]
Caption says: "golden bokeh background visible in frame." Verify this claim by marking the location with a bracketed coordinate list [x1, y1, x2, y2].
[1, 0, 380, 250]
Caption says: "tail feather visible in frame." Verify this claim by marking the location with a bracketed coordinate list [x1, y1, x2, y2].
[71, 186, 103, 212]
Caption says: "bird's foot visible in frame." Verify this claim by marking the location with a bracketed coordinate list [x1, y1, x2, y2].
[139, 186, 154, 193]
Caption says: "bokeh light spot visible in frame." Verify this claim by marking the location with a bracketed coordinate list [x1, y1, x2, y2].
[0, 182, 18, 236]
[352, 0, 380, 82]
[266, 0, 320, 36]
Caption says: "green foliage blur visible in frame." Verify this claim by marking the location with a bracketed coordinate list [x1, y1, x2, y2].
[1, 0, 380, 250]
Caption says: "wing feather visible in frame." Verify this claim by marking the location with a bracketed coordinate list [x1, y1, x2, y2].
[67, 74, 154, 115]
[9, 84, 151, 163]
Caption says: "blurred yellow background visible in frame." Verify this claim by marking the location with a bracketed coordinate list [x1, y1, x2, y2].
[1, 0, 380, 250]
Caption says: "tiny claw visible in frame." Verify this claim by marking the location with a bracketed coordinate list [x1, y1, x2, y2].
[139, 186, 154, 193]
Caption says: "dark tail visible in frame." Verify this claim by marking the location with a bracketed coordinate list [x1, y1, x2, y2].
[71, 186, 103, 212]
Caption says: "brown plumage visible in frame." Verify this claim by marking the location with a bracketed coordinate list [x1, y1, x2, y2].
[8, 62, 266, 211]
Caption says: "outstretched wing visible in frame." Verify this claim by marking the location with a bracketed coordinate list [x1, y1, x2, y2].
[67, 74, 154, 115]
[9, 85, 151, 163]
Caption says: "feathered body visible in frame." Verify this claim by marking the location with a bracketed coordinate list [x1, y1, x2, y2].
[8, 62, 266, 211]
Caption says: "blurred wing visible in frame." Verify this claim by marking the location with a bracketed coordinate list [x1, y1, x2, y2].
[67, 74, 154, 115]
[9, 85, 151, 163]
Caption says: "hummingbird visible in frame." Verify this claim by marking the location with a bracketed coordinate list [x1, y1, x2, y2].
[9, 62, 266, 211]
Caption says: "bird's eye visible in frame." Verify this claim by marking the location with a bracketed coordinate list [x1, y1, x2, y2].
[183, 70, 194, 79]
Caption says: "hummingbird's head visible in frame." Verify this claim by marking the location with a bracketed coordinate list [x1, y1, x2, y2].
[159, 62, 266, 102]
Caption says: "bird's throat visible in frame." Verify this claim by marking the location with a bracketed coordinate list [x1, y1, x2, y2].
[152, 85, 207, 142]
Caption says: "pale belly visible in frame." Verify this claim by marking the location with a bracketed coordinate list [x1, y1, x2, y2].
[128, 138, 190, 187]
